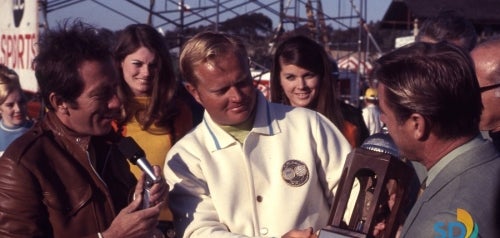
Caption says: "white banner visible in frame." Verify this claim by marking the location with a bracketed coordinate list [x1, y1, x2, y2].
[0, 0, 38, 92]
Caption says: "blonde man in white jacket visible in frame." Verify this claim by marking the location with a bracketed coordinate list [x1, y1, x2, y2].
[164, 31, 352, 238]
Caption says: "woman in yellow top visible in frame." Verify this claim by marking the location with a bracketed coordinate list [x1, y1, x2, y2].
[113, 23, 193, 237]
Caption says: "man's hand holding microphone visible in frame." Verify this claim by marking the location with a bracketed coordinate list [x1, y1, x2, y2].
[100, 137, 169, 238]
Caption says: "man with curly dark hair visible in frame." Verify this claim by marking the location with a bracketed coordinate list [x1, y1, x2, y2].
[0, 20, 168, 238]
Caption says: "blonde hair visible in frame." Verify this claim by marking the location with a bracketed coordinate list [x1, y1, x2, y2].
[0, 64, 22, 105]
[179, 31, 249, 86]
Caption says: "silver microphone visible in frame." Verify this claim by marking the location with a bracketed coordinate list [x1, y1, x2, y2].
[117, 136, 160, 208]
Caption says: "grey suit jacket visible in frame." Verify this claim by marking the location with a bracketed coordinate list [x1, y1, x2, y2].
[401, 139, 500, 238]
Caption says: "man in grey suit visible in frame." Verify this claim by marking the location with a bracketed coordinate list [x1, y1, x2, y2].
[373, 41, 500, 238]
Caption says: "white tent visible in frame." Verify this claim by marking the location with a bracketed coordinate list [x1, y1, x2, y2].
[337, 55, 373, 75]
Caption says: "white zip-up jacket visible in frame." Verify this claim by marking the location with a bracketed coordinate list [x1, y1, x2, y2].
[164, 92, 351, 238]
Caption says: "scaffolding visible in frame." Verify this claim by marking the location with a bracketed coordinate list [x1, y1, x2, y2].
[39, 0, 377, 105]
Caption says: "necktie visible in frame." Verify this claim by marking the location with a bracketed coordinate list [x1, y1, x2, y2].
[418, 177, 427, 198]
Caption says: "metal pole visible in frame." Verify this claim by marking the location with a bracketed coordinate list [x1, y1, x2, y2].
[354, 0, 362, 107]
[215, 0, 219, 32]
[179, 0, 184, 47]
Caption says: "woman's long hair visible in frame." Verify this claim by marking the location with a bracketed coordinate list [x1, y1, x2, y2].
[114, 24, 178, 132]
[271, 35, 344, 130]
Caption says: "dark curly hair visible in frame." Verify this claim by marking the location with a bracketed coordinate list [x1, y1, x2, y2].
[34, 19, 113, 111]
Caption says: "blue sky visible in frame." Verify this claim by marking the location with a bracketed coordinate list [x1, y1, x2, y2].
[46, 0, 392, 31]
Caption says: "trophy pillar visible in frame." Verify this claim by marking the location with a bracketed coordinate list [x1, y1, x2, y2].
[319, 147, 417, 238]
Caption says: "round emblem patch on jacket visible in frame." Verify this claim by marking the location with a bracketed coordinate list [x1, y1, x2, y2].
[281, 160, 309, 187]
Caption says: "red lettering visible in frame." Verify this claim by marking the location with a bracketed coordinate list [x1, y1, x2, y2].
[16, 34, 25, 68]
[0, 33, 37, 70]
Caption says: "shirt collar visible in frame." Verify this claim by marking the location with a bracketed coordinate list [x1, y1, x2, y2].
[203, 91, 280, 151]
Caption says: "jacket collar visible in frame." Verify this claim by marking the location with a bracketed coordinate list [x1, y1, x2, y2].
[44, 111, 91, 152]
[419, 137, 495, 202]
[402, 138, 499, 236]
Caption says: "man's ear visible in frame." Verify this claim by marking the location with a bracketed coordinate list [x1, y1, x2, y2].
[409, 113, 429, 141]
[49, 92, 69, 115]
[185, 83, 202, 105]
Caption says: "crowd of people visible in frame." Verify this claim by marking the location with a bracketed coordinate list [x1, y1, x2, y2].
[0, 9, 498, 238]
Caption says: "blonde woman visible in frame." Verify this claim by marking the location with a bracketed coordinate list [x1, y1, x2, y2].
[0, 64, 33, 155]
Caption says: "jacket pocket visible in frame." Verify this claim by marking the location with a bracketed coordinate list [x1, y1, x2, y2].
[42, 184, 93, 217]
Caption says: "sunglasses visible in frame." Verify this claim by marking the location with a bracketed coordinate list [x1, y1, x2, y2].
[479, 83, 500, 93]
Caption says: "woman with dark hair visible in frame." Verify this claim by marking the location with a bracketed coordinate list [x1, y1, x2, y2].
[114, 23, 193, 236]
[271, 35, 368, 147]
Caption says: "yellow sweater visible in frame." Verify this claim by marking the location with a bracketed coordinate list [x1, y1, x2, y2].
[119, 97, 193, 221]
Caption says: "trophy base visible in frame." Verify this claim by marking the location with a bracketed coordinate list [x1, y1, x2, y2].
[318, 226, 367, 238]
